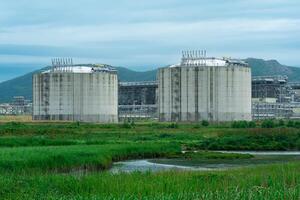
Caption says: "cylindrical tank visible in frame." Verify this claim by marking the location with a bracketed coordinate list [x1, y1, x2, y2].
[33, 64, 118, 123]
[158, 53, 252, 122]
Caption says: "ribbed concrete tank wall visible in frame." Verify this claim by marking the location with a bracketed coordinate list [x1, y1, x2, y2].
[158, 58, 252, 122]
[33, 66, 118, 123]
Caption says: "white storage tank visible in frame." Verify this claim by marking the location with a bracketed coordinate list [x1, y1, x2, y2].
[158, 51, 252, 122]
[33, 59, 118, 123]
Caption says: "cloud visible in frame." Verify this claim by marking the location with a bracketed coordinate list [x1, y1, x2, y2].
[0, 0, 299, 75]
[1, 18, 299, 46]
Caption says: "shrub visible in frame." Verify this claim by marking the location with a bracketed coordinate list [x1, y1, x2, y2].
[294, 121, 300, 128]
[167, 123, 179, 129]
[149, 123, 160, 128]
[121, 122, 132, 129]
[130, 121, 135, 127]
[287, 120, 295, 128]
[248, 121, 256, 128]
[193, 124, 201, 128]
[261, 120, 275, 128]
[201, 120, 209, 127]
[278, 119, 285, 127]
[5, 122, 26, 127]
[231, 121, 249, 128]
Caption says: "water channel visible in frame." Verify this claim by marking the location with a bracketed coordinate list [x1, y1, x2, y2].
[110, 151, 300, 173]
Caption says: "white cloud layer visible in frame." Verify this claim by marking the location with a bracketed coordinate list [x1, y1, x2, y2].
[1, 18, 299, 46]
[0, 0, 299, 72]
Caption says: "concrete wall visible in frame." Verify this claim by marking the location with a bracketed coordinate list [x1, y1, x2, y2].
[33, 72, 118, 123]
[158, 65, 252, 122]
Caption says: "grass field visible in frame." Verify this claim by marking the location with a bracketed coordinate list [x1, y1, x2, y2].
[0, 121, 299, 150]
[1, 162, 299, 200]
[0, 117, 299, 199]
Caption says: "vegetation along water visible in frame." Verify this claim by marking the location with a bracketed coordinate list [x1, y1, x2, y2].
[0, 118, 299, 199]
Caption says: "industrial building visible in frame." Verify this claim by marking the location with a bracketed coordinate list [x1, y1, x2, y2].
[11, 96, 32, 115]
[289, 82, 300, 102]
[0, 96, 32, 115]
[33, 59, 118, 123]
[0, 103, 11, 115]
[252, 98, 293, 119]
[118, 81, 157, 119]
[252, 75, 293, 103]
[251, 76, 297, 119]
[158, 51, 252, 122]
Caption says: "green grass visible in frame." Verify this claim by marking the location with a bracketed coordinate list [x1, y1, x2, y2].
[0, 143, 181, 172]
[0, 121, 299, 199]
[0, 122, 299, 150]
[0, 162, 299, 199]
[192, 128, 300, 151]
[0, 122, 300, 150]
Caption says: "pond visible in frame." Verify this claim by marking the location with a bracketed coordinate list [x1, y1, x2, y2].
[110, 151, 300, 173]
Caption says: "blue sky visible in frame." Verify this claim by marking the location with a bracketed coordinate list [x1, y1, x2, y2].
[0, 0, 300, 82]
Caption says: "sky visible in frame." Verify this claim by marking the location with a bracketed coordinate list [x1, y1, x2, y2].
[0, 0, 300, 82]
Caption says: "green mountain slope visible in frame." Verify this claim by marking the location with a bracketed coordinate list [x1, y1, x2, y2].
[245, 58, 300, 80]
[0, 58, 299, 103]
[0, 73, 33, 103]
[116, 67, 157, 82]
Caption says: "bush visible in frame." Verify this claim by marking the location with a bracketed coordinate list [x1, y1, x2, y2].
[201, 120, 209, 127]
[278, 119, 285, 127]
[119, 119, 136, 129]
[287, 120, 295, 128]
[130, 121, 135, 127]
[193, 124, 201, 128]
[167, 123, 179, 129]
[121, 122, 132, 129]
[5, 122, 26, 127]
[294, 121, 300, 128]
[248, 121, 256, 128]
[231, 121, 254, 128]
[194, 129, 300, 151]
[261, 120, 275, 128]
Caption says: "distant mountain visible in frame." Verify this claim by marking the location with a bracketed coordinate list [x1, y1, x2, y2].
[115, 67, 157, 82]
[0, 58, 299, 103]
[245, 58, 300, 81]
[0, 68, 42, 103]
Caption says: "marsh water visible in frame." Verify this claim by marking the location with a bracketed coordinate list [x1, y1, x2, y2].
[110, 151, 300, 173]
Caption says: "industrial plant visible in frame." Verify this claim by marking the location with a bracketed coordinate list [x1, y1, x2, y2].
[22, 52, 300, 123]
[252, 75, 300, 119]
[0, 96, 32, 115]
[157, 51, 252, 122]
[32, 58, 118, 123]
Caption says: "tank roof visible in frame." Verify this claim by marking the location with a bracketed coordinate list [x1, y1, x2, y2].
[42, 64, 117, 74]
[167, 51, 249, 68]
[171, 57, 249, 68]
